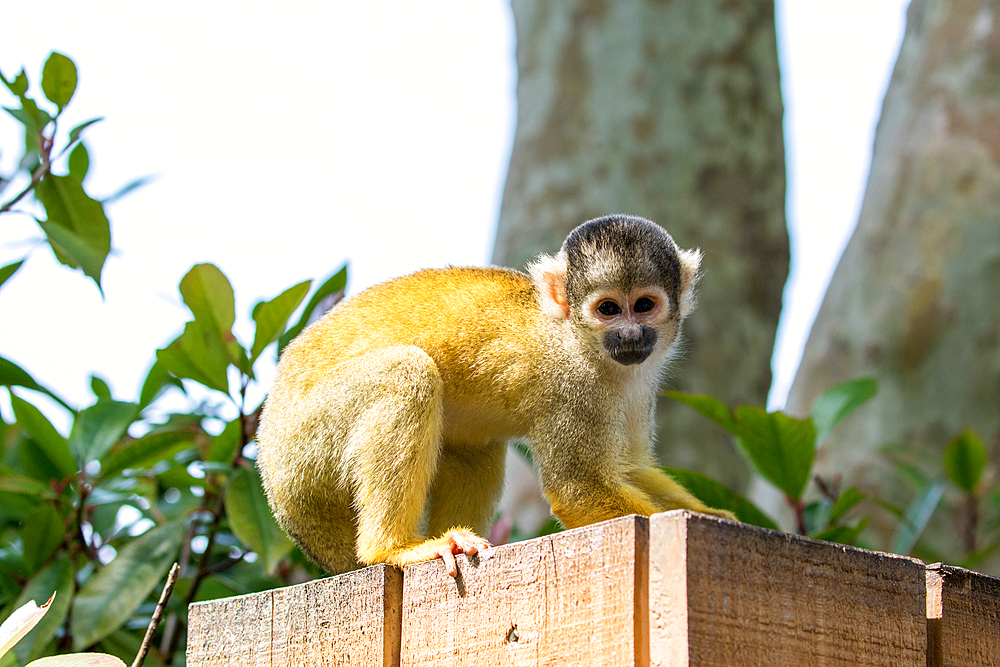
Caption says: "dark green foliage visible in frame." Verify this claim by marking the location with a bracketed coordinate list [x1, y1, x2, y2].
[944, 430, 986, 493]
[0, 53, 343, 666]
[662, 468, 779, 531]
[667, 377, 880, 543]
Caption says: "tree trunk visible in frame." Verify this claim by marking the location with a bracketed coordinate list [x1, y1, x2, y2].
[786, 0, 1000, 561]
[494, 0, 788, 489]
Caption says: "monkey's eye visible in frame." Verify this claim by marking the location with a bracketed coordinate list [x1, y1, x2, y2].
[634, 297, 655, 313]
[597, 300, 622, 317]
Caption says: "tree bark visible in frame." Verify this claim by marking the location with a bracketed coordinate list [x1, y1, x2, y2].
[786, 0, 1000, 559]
[494, 0, 788, 489]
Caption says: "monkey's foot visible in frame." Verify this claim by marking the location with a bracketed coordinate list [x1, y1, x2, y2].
[394, 528, 492, 577]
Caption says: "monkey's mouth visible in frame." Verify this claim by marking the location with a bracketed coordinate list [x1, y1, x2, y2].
[604, 327, 656, 366]
[607, 346, 654, 366]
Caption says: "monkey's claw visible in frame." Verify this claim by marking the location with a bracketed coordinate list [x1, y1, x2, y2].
[437, 528, 492, 577]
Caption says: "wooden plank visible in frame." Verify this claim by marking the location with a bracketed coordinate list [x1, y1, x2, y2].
[926, 563, 1000, 667]
[649, 510, 926, 666]
[186, 585, 273, 667]
[400, 515, 649, 666]
[186, 564, 402, 667]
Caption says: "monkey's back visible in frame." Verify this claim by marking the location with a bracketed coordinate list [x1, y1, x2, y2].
[273, 267, 549, 412]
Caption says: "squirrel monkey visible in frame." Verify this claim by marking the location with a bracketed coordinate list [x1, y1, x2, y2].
[256, 214, 735, 577]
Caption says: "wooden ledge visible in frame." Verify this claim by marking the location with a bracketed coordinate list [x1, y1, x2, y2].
[186, 511, 998, 666]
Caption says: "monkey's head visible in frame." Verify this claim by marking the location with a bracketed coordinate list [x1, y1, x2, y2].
[529, 214, 702, 367]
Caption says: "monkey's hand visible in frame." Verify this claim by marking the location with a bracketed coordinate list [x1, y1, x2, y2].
[393, 528, 491, 577]
[702, 507, 738, 522]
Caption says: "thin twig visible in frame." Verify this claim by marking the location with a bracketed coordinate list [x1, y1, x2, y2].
[132, 562, 180, 667]
[0, 136, 51, 215]
[163, 494, 225, 663]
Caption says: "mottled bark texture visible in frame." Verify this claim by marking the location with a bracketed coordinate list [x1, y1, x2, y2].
[786, 0, 1000, 560]
[494, 0, 788, 488]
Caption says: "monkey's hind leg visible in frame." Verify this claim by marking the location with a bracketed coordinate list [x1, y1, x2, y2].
[425, 442, 507, 542]
[344, 347, 490, 576]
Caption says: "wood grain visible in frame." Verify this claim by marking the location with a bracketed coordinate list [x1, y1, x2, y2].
[926, 563, 1000, 667]
[186, 564, 402, 667]
[400, 514, 649, 666]
[649, 510, 926, 666]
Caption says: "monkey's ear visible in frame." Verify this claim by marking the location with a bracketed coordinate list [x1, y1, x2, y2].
[677, 248, 702, 318]
[528, 252, 570, 320]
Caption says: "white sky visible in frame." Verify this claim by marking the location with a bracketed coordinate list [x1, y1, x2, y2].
[0, 1, 908, 420]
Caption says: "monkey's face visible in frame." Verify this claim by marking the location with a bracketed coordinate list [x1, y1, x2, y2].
[580, 285, 674, 366]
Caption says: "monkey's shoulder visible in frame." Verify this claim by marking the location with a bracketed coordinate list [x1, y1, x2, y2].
[346, 266, 537, 314]
[288, 266, 540, 356]
[375, 266, 532, 297]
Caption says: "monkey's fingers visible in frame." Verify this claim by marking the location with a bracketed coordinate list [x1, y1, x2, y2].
[704, 508, 738, 522]
[437, 546, 459, 577]
[432, 528, 492, 577]
[446, 528, 492, 556]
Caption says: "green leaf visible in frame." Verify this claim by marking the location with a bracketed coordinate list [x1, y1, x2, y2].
[155, 320, 232, 394]
[9, 394, 77, 479]
[227, 465, 293, 574]
[802, 499, 832, 536]
[0, 261, 23, 291]
[829, 486, 866, 524]
[0, 475, 57, 499]
[179, 263, 235, 336]
[0, 356, 72, 410]
[68, 117, 103, 144]
[1, 68, 29, 98]
[734, 406, 816, 501]
[944, 430, 987, 493]
[891, 480, 945, 555]
[811, 377, 877, 445]
[41, 52, 77, 111]
[21, 503, 64, 572]
[101, 430, 194, 477]
[813, 516, 870, 546]
[71, 520, 183, 651]
[663, 468, 779, 530]
[68, 400, 138, 466]
[35, 175, 111, 289]
[278, 265, 347, 353]
[178, 264, 244, 369]
[89, 375, 111, 400]
[249, 280, 311, 365]
[663, 391, 737, 435]
[137, 361, 183, 410]
[154, 464, 201, 490]
[16, 440, 67, 486]
[101, 175, 153, 205]
[9, 555, 74, 665]
[208, 417, 242, 464]
[68, 142, 89, 182]
[38, 220, 110, 290]
[4, 100, 53, 133]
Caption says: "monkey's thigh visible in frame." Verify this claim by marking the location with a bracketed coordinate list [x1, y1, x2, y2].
[260, 346, 445, 572]
[330, 346, 447, 564]
[425, 441, 507, 538]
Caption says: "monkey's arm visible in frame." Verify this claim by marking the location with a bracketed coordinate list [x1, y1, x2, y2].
[628, 465, 737, 521]
[532, 419, 662, 528]
[531, 412, 737, 527]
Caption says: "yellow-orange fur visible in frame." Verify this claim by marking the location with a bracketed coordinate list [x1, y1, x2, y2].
[256, 217, 734, 576]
